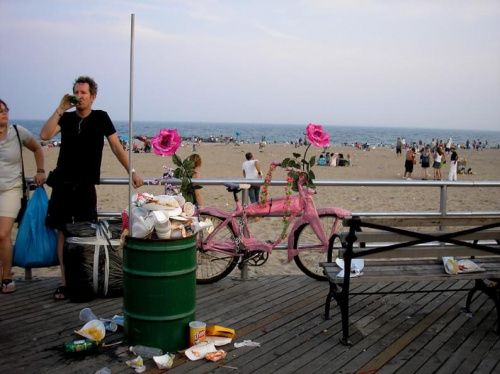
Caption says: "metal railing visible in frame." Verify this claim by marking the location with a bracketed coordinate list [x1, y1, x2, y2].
[94, 177, 500, 218]
[20, 177, 500, 280]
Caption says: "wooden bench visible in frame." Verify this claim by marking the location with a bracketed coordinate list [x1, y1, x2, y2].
[320, 215, 500, 345]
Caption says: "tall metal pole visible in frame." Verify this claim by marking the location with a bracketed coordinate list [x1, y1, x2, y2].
[128, 14, 135, 236]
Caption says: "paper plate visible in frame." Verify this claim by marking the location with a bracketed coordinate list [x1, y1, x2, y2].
[185, 342, 217, 361]
[75, 319, 106, 341]
[206, 336, 233, 346]
[143, 195, 180, 211]
[170, 215, 188, 221]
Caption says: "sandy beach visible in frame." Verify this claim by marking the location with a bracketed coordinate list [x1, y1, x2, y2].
[15, 142, 500, 279]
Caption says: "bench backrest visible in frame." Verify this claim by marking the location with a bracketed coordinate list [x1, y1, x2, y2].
[340, 216, 500, 260]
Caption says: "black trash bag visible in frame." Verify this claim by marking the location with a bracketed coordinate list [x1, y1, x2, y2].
[63, 219, 123, 303]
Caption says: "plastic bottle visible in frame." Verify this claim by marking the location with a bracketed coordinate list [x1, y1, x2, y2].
[64, 339, 101, 353]
[94, 367, 111, 374]
[129, 345, 163, 358]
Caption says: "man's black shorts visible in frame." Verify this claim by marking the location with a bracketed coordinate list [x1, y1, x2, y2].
[45, 183, 97, 230]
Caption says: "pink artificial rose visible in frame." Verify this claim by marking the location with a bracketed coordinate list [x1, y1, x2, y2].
[152, 129, 182, 156]
[306, 123, 330, 147]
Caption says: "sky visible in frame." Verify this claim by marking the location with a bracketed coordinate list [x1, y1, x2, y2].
[1, 0, 500, 130]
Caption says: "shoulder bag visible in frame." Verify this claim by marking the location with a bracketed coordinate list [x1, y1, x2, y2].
[13, 125, 28, 224]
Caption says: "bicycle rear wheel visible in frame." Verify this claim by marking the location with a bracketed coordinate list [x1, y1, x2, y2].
[196, 214, 239, 284]
[293, 214, 344, 281]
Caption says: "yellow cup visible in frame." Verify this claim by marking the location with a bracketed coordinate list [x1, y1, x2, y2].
[189, 321, 206, 346]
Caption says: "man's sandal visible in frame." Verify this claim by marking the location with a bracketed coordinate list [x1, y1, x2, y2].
[1, 279, 16, 293]
[54, 286, 68, 300]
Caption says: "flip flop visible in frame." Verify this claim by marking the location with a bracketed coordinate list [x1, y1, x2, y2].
[1, 279, 16, 293]
[54, 286, 68, 301]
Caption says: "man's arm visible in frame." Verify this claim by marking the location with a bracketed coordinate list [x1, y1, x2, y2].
[40, 94, 73, 140]
[255, 160, 262, 178]
[107, 133, 143, 188]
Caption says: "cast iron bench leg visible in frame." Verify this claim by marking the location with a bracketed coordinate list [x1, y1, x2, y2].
[463, 279, 500, 335]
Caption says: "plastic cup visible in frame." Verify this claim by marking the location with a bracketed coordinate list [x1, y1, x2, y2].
[189, 321, 206, 346]
[79, 307, 98, 322]
[103, 321, 118, 332]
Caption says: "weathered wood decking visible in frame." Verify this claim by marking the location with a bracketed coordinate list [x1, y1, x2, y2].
[1, 275, 499, 374]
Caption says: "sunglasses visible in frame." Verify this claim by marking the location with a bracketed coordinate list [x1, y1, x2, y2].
[0, 108, 9, 114]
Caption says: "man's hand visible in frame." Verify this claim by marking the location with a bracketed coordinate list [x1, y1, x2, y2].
[132, 172, 143, 189]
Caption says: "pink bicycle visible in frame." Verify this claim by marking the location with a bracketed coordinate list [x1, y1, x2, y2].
[196, 164, 351, 284]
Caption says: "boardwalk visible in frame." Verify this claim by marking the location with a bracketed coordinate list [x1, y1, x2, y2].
[1, 275, 499, 374]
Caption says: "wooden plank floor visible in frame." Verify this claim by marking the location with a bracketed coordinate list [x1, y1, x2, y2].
[0, 275, 499, 374]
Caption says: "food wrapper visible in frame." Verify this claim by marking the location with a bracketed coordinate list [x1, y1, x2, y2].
[153, 353, 175, 369]
[457, 259, 486, 273]
[206, 325, 235, 339]
[74, 320, 105, 341]
[335, 258, 364, 278]
[126, 356, 146, 373]
[205, 350, 227, 362]
[234, 340, 261, 348]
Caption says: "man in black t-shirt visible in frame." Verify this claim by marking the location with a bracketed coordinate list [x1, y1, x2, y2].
[40, 76, 143, 300]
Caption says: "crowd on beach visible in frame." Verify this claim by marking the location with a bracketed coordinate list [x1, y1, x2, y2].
[396, 137, 467, 181]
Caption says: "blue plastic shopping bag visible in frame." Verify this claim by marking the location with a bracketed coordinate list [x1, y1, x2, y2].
[13, 186, 59, 268]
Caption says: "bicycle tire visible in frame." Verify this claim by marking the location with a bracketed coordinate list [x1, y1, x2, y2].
[293, 214, 344, 281]
[196, 213, 240, 284]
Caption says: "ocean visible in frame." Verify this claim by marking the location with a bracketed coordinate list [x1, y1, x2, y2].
[10, 118, 500, 148]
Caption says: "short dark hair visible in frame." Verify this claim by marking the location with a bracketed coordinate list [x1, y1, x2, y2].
[245, 152, 253, 160]
[73, 76, 98, 96]
[0, 98, 8, 111]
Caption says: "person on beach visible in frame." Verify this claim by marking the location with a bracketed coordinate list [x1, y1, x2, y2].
[317, 154, 326, 166]
[403, 147, 416, 180]
[445, 138, 453, 154]
[40, 76, 143, 300]
[188, 153, 203, 206]
[448, 145, 459, 181]
[242, 152, 262, 204]
[420, 145, 431, 180]
[433, 146, 445, 180]
[0, 99, 46, 293]
[396, 137, 402, 157]
[325, 152, 331, 166]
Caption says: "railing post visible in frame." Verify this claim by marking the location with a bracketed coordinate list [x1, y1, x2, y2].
[440, 184, 447, 217]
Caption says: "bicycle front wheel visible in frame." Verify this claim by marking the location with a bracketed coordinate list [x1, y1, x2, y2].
[293, 214, 344, 281]
[196, 214, 240, 284]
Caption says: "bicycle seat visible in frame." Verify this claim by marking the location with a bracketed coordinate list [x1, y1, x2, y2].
[224, 182, 251, 192]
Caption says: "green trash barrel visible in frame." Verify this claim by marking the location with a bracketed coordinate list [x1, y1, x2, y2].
[123, 235, 197, 352]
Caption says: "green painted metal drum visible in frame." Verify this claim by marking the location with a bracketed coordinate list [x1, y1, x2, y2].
[123, 235, 197, 352]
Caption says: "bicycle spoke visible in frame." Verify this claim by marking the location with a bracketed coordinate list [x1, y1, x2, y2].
[196, 214, 240, 284]
[294, 214, 344, 280]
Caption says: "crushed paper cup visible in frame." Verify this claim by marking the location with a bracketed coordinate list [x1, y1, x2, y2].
[75, 319, 106, 341]
[335, 258, 364, 278]
[153, 353, 175, 369]
[182, 202, 195, 217]
[185, 342, 217, 361]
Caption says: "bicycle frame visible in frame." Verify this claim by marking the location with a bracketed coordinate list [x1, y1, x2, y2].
[198, 173, 350, 262]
